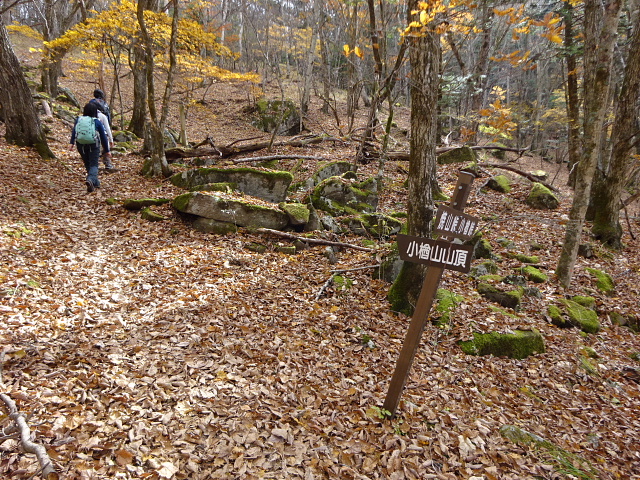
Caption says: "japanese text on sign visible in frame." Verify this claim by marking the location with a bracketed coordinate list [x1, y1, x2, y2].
[397, 234, 473, 273]
[434, 205, 479, 240]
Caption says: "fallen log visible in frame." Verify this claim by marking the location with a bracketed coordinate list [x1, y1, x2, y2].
[478, 162, 560, 193]
[165, 134, 346, 162]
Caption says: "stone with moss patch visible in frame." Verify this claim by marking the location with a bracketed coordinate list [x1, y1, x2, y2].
[275, 245, 296, 255]
[512, 253, 540, 264]
[437, 146, 476, 165]
[193, 218, 238, 235]
[477, 274, 503, 284]
[585, 267, 615, 295]
[245, 242, 268, 254]
[173, 192, 289, 230]
[553, 299, 601, 334]
[525, 183, 559, 210]
[458, 329, 545, 359]
[477, 283, 523, 310]
[310, 176, 379, 216]
[123, 198, 171, 211]
[140, 208, 167, 222]
[308, 161, 357, 188]
[252, 98, 302, 135]
[473, 238, 493, 259]
[520, 265, 547, 283]
[343, 213, 403, 238]
[571, 295, 596, 309]
[190, 182, 237, 193]
[486, 174, 512, 193]
[469, 260, 499, 278]
[170, 167, 293, 203]
[279, 202, 310, 226]
[609, 312, 639, 332]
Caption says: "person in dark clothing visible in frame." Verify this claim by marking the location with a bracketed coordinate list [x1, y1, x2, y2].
[89, 88, 111, 127]
[69, 102, 111, 193]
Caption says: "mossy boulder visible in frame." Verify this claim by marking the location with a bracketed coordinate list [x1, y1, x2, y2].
[473, 238, 493, 259]
[343, 213, 403, 238]
[189, 182, 237, 193]
[477, 283, 523, 310]
[193, 218, 238, 235]
[310, 176, 379, 216]
[525, 183, 559, 210]
[437, 146, 476, 165]
[373, 243, 403, 284]
[486, 174, 512, 193]
[279, 202, 310, 226]
[307, 161, 357, 188]
[520, 266, 548, 283]
[585, 267, 615, 295]
[469, 260, 499, 277]
[549, 299, 600, 334]
[610, 312, 639, 332]
[245, 242, 268, 254]
[458, 329, 545, 359]
[530, 170, 549, 181]
[122, 198, 171, 211]
[140, 208, 167, 222]
[432, 289, 464, 328]
[252, 98, 302, 135]
[170, 167, 293, 203]
[571, 295, 596, 309]
[173, 192, 289, 230]
[511, 253, 540, 264]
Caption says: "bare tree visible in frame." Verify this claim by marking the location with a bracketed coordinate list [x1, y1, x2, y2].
[556, 0, 622, 287]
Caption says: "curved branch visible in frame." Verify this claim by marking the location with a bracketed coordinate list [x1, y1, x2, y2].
[0, 393, 57, 479]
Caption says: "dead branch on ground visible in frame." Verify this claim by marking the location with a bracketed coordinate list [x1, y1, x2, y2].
[479, 162, 560, 192]
[256, 228, 376, 252]
[165, 134, 347, 162]
[232, 154, 329, 164]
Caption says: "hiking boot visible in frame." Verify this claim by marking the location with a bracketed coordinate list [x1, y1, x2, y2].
[86, 180, 95, 193]
[105, 167, 120, 173]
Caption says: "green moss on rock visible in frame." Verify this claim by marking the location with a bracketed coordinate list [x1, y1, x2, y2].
[512, 253, 540, 264]
[585, 267, 615, 295]
[437, 146, 476, 165]
[140, 208, 167, 222]
[525, 183, 560, 210]
[477, 283, 523, 310]
[559, 299, 601, 334]
[520, 265, 548, 283]
[458, 329, 545, 359]
[487, 174, 512, 193]
[571, 295, 596, 309]
[123, 198, 171, 211]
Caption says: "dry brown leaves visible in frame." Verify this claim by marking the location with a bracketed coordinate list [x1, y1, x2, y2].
[1, 74, 640, 480]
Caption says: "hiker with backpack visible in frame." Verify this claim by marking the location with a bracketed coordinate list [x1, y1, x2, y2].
[69, 102, 111, 193]
[89, 89, 118, 172]
[89, 89, 111, 127]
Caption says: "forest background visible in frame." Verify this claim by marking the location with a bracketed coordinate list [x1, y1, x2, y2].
[0, 0, 640, 479]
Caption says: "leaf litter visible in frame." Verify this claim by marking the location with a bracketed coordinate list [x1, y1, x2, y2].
[0, 82, 639, 480]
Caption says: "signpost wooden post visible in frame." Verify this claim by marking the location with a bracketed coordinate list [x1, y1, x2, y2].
[382, 171, 477, 416]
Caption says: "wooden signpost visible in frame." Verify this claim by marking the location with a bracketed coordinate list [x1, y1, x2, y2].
[382, 171, 477, 416]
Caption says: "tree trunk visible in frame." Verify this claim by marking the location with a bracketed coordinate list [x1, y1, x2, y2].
[388, 3, 441, 315]
[563, 1, 582, 188]
[137, 0, 173, 178]
[130, 47, 147, 138]
[591, 16, 640, 248]
[556, 0, 621, 288]
[300, 0, 321, 116]
[0, 18, 54, 159]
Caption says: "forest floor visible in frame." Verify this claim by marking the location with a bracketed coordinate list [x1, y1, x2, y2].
[1, 34, 640, 480]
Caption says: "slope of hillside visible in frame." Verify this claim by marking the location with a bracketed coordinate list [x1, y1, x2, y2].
[1, 34, 640, 480]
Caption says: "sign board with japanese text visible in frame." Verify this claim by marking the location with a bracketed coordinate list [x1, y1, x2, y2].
[433, 205, 479, 240]
[397, 234, 473, 273]
[382, 171, 476, 417]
